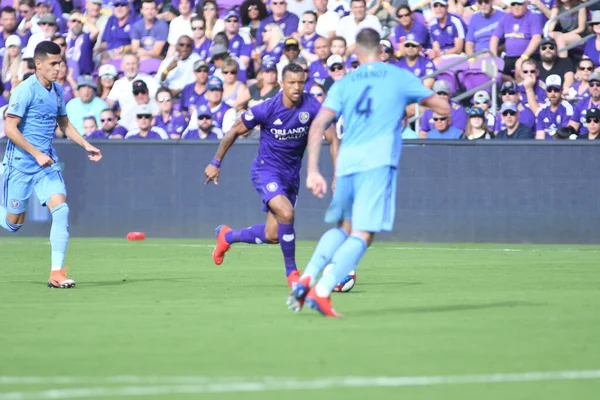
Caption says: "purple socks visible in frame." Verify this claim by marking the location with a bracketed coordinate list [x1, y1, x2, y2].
[278, 223, 297, 277]
[225, 224, 272, 244]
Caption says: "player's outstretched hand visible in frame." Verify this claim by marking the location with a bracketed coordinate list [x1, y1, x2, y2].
[35, 153, 54, 167]
[85, 144, 102, 162]
[307, 171, 327, 198]
[205, 164, 220, 185]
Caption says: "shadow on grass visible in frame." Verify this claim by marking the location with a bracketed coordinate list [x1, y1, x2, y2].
[352, 301, 543, 316]
[358, 281, 422, 287]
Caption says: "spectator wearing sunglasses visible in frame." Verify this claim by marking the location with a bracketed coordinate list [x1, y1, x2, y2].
[584, 11, 600, 68]
[533, 75, 574, 139]
[257, 23, 285, 69]
[125, 104, 169, 139]
[419, 80, 467, 137]
[568, 72, 600, 136]
[156, 35, 201, 97]
[567, 58, 593, 101]
[84, 0, 109, 59]
[390, 6, 429, 54]
[66, 9, 98, 79]
[297, 11, 322, 57]
[494, 81, 535, 134]
[577, 107, 600, 140]
[200, 0, 220, 39]
[240, 0, 268, 41]
[99, 0, 140, 61]
[462, 107, 494, 140]
[537, 37, 573, 96]
[277, 38, 301, 79]
[490, 0, 542, 80]
[397, 37, 436, 89]
[256, 0, 300, 46]
[189, 16, 212, 60]
[154, 87, 188, 139]
[86, 109, 128, 139]
[380, 39, 401, 67]
[472, 90, 496, 131]
[495, 102, 534, 139]
[427, 0, 467, 62]
[181, 59, 210, 116]
[465, 0, 505, 56]
[203, 76, 237, 130]
[518, 59, 546, 110]
[182, 104, 224, 139]
[221, 58, 251, 110]
[131, 0, 169, 61]
[426, 112, 462, 139]
[23, 13, 59, 58]
[323, 54, 346, 91]
[223, 10, 252, 83]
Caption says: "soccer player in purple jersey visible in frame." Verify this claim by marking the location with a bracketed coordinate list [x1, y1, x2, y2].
[204, 63, 338, 287]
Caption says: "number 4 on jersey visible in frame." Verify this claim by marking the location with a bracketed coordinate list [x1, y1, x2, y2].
[355, 85, 373, 118]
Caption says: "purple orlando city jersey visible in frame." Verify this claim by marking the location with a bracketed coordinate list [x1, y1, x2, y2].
[155, 112, 188, 137]
[102, 13, 139, 50]
[493, 10, 542, 57]
[397, 56, 436, 79]
[429, 14, 466, 51]
[465, 10, 505, 52]
[241, 92, 321, 211]
[571, 97, 600, 135]
[392, 21, 430, 49]
[421, 102, 467, 132]
[301, 33, 321, 54]
[535, 100, 573, 139]
[194, 38, 212, 60]
[180, 83, 207, 113]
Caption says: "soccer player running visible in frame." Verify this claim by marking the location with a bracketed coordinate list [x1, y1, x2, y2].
[1, 41, 102, 288]
[204, 63, 338, 288]
[287, 28, 450, 317]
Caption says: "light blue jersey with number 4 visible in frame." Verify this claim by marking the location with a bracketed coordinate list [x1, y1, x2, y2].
[323, 62, 433, 177]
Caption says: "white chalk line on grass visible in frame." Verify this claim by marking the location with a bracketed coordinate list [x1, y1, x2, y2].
[1, 240, 600, 253]
[0, 370, 600, 399]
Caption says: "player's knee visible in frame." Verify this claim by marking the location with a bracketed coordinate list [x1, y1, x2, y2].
[277, 208, 295, 224]
[265, 229, 279, 243]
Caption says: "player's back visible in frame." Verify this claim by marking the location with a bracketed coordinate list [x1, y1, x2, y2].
[323, 62, 433, 177]
[3, 74, 65, 173]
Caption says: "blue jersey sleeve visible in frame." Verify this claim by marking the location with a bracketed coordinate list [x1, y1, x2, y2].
[55, 83, 67, 117]
[322, 80, 343, 116]
[6, 83, 32, 119]
[403, 72, 435, 104]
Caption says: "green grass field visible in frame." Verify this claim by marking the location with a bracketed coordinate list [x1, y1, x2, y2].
[1, 238, 599, 399]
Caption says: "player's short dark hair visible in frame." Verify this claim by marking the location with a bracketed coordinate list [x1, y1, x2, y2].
[282, 63, 306, 80]
[356, 28, 381, 51]
[34, 41, 61, 61]
[1, 6, 17, 16]
[23, 72, 34, 80]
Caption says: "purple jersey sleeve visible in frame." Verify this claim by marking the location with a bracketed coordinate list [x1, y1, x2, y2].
[241, 100, 269, 130]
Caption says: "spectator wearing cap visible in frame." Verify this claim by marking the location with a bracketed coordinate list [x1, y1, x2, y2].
[180, 59, 210, 116]
[29, 0, 65, 35]
[585, 11, 600, 67]
[166, 0, 195, 57]
[419, 79, 467, 138]
[223, 10, 253, 82]
[154, 87, 189, 139]
[297, 11, 322, 58]
[495, 102, 534, 139]
[546, 0, 587, 59]
[494, 81, 535, 134]
[567, 58, 593, 102]
[156, 35, 200, 97]
[128, 79, 160, 128]
[380, 39, 401, 67]
[84, 0, 109, 59]
[258, 23, 285, 68]
[248, 61, 281, 108]
[518, 59, 546, 110]
[131, 0, 169, 61]
[24, 13, 59, 57]
[98, 0, 140, 60]
[107, 53, 160, 124]
[537, 37, 574, 96]
[256, 0, 300, 46]
[182, 104, 224, 139]
[569, 71, 600, 136]
[2, 35, 22, 95]
[472, 90, 496, 131]
[397, 37, 436, 89]
[390, 6, 429, 53]
[277, 38, 301, 77]
[66, 9, 98, 78]
[323, 54, 346, 91]
[307, 37, 331, 87]
[462, 107, 494, 140]
[66, 74, 108, 134]
[222, 57, 251, 110]
[0, 7, 19, 54]
[465, 0, 505, 56]
[427, 0, 467, 62]
[490, 0, 542, 79]
[209, 44, 229, 80]
[87, 109, 128, 139]
[577, 107, 600, 140]
[97, 64, 118, 102]
[532, 75, 574, 139]
[313, 0, 340, 39]
[336, 0, 382, 49]
[125, 104, 169, 139]
[190, 16, 213, 60]
[426, 112, 463, 139]
[203, 76, 237, 130]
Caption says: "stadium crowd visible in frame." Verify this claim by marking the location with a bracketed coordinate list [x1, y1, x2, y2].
[1, 0, 600, 140]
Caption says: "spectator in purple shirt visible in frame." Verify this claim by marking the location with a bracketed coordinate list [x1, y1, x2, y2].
[204, 76, 237, 130]
[87, 109, 128, 139]
[181, 106, 224, 139]
[256, 0, 300, 46]
[180, 59, 210, 116]
[83, 116, 98, 137]
[16, 0, 35, 43]
[99, 0, 139, 60]
[419, 80, 467, 137]
[307, 36, 330, 87]
[427, 0, 466, 62]
[240, 0, 269, 41]
[125, 104, 169, 139]
[257, 23, 285, 69]
[517, 59, 546, 109]
[298, 11, 321, 58]
[131, 0, 169, 61]
[567, 58, 593, 101]
[528, 0, 554, 24]
[391, 5, 429, 53]
[154, 87, 189, 139]
[568, 71, 600, 135]
[397, 37, 436, 89]
[532, 74, 574, 139]
[66, 10, 98, 78]
[490, 0, 542, 79]
[465, 0, 505, 55]
[494, 81, 536, 133]
[380, 39, 401, 67]
[223, 10, 253, 82]
[191, 16, 212, 60]
[0, 6, 20, 56]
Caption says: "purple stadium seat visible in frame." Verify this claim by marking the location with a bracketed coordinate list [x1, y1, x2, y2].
[139, 58, 162, 75]
[436, 71, 459, 95]
[458, 69, 493, 94]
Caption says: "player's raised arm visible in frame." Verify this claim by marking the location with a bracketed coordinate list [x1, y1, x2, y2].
[57, 116, 102, 162]
[4, 116, 54, 167]
[306, 109, 337, 198]
[204, 117, 250, 185]
[421, 94, 451, 118]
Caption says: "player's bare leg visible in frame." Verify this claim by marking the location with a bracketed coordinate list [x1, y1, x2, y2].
[266, 195, 301, 287]
[46, 194, 74, 289]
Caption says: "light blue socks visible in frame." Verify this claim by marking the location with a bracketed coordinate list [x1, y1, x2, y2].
[316, 235, 368, 296]
[302, 228, 349, 286]
[0, 206, 22, 232]
[50, 203, 69, 271]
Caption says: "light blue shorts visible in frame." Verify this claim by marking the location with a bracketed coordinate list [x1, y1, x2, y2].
[1, 164, 67, 214]
[325, 165, 398, 232]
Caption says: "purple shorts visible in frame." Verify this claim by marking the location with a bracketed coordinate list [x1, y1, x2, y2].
[251, 166, 299, 213]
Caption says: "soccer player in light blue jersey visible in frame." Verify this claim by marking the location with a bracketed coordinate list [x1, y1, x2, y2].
[1, 41, 102, 289]
[287, 28, 450, 317]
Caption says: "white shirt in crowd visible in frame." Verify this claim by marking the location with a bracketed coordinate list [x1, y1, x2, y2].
[107, 73, 160, 130]
[287, 0, 316, 19]
[155, 53, 200, 91]
[336, 14, 382, 46]
[167, 14, 195, 45]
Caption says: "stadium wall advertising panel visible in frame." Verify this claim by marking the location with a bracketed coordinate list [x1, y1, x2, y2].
[1, 141, 599, 244]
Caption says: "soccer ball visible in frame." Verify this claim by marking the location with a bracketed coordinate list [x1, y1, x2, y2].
[322, 264, 356, 293]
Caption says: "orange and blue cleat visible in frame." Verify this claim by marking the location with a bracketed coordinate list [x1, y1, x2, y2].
[305, 287, 343, 318]
[287, 275, 311, 312]
[286, 270, 301, 288]
[47, 267, 76, 289]
[213, 225, 232, 265]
